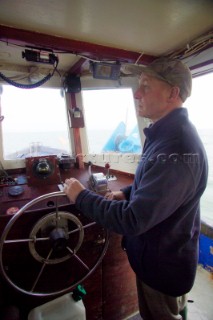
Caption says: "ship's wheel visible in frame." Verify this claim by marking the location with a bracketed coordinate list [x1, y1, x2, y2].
[0, 191, 109, 297]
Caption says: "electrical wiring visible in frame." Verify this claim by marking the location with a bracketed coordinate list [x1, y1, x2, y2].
[121, 31, 213, 77]
[0, 30, 212, 79]
[166, 31, 213, 60]
[135, 52, 144, 65]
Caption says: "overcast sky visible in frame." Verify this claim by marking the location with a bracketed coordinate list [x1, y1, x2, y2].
[1, 72, 213, 133]
[185, 72, 213, 129]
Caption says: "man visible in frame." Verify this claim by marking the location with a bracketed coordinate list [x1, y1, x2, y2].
[64, 58, 208, 320]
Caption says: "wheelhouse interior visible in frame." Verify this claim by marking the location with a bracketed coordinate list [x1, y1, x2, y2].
[0, 1, 213, 319]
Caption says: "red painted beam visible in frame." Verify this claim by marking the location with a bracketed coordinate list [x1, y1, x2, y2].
[0, 24, 155, 64]
[68, 57, 86, 75]
[66, 93, 84, 168]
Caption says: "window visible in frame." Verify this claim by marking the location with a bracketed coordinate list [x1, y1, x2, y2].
[82, 88, 141, 154]
[1, 86, 71, 159]
[185, 72, 213, 224]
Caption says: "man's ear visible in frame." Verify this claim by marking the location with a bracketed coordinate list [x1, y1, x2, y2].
[168, 86, 180, 101]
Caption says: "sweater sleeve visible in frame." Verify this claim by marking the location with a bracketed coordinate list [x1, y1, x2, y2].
[120, 185, 132, 200]
[75, 159, 197, 236]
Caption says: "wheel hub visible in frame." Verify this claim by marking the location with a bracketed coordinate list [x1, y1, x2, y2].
[49, 228, 68, 252]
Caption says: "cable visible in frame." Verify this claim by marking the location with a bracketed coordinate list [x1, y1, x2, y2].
[0, 60, 59, 89]
[135, 52, 144, 65]
[167, 32, 213, 60]
[0, 71, 52, 89]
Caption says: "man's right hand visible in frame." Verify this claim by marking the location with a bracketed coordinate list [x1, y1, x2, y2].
[104, 191, 126, 201]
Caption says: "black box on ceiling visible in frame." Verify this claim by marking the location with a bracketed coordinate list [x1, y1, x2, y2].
[92, 62, 121, 80]
[64, 75, 81, 93]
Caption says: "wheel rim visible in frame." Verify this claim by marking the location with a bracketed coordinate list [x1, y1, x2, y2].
[0, 191, 109, 297]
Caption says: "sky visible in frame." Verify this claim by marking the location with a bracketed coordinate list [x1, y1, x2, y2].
[184, 72, 213, 129]
[1, 72, 213, 134]
[82, 88, 137, 133]
[82, 73, 213, 132]
[1, 87, 67, 132]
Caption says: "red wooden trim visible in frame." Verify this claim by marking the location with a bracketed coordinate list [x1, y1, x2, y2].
[0, 24, 155, 64]
[70, 93, 77, 109]
[66, 92, 84, 169]
[73, 128, 84, 168]
[68, 57, 87, 74]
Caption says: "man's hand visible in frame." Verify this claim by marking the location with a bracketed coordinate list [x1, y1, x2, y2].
[104, 191, 126, 201]
[63, 178, 85, 203]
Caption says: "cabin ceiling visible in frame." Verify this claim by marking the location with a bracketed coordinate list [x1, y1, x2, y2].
[0, 0, 213, 76]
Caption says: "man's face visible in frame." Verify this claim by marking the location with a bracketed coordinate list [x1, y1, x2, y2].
[134, 74, 173, 122]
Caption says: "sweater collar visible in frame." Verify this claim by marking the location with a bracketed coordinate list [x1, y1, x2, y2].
[143, 108, 188, 141]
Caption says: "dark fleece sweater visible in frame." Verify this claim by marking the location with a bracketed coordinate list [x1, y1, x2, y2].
[76, 108, 208, 296]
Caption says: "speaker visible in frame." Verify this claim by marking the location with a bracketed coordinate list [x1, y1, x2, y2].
[64, 75, 81, 93]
